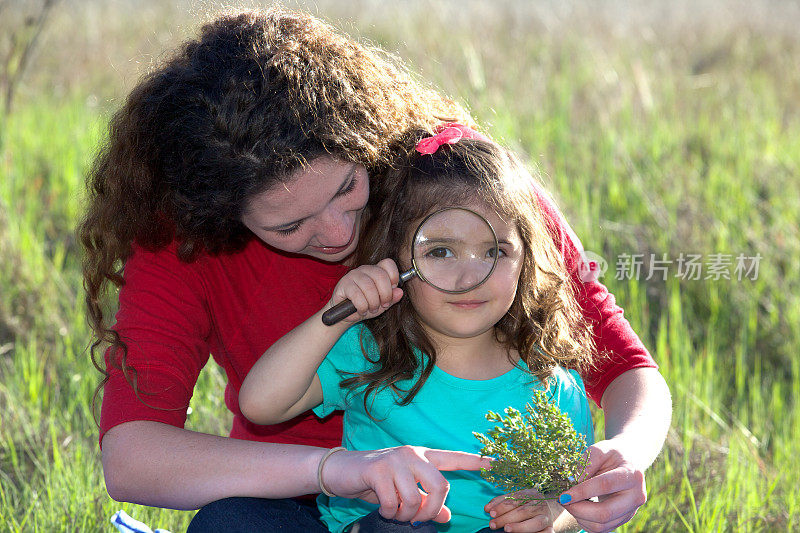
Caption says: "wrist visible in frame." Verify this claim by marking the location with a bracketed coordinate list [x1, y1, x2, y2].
[295, 447, 328, 496]
[232, 442, 344, 499]
[317, 446, 347, 496]
[553, 511, 580, 533]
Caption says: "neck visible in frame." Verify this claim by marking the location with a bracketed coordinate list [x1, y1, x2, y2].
[422, 325, 517, 380]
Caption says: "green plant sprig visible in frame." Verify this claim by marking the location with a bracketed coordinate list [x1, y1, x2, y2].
[473, 389, 589, 502]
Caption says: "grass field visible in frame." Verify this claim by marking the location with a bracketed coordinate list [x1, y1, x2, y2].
[1, 0, 799, 531]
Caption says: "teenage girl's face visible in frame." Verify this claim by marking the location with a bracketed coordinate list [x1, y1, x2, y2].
[241, 157, 369, 263]
[402, 202, 525, 341]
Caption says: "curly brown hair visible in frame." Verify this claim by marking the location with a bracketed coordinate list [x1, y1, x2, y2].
[344, 129, 596, 414]
[78, 7, 472, 413]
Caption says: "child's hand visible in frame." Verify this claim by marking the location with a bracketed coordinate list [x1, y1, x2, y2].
[328, 258, 403, 323]
[484, 490, 558, 532]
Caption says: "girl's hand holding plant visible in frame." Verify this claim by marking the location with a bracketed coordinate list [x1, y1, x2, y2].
[484, 489, 561, 532]
[475, 390, 589, 532]
[327, 258, 403, 323]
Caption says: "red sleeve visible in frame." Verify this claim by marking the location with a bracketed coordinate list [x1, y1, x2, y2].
[99, 244, 211, 447]
[534, 186, 658, 407]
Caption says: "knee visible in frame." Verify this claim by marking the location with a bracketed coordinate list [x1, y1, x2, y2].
[354, 510, 437, 533]
[188, 497, 276, 533]
[188, 497, 322, 533]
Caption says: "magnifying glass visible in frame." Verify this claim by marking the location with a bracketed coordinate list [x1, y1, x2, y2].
[322, 207, 499, 326]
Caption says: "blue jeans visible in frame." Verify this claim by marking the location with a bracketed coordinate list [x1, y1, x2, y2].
[353, 511, 493, 533]
[352, 511, 437, 532]
[187, 497, 328, 532]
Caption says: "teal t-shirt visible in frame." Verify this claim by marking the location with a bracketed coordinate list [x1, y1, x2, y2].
[313, 324, 593, 533]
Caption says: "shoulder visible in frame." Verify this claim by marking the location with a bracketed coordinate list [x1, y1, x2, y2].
[549, 366, 586, 388]
[548, 367, 592, 434]
[127, 240, 192, 271]
[123, 241, 206, 294]
[530, 181, 584, 259]
[126, 238, 280, 288]
[548, 367, 589, 405]
[115, 243, 213, 335]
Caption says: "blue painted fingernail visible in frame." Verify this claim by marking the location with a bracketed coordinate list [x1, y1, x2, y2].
[558, 494, 571, 504]
[412, 522, 422, 527]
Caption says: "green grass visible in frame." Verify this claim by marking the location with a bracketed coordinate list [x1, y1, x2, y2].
[1, 1, 798, 531]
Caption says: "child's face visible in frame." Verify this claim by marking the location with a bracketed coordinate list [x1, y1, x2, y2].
[401, 202, 524, 341]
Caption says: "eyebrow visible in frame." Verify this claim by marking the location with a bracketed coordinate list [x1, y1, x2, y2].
[417, 237, 462, 245]
[418, 237, 515, 247]
[261, 164, 357, 231]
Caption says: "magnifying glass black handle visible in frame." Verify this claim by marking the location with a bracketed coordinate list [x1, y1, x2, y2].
[321, 299, 358, 326]
[321, 269, 416, 326]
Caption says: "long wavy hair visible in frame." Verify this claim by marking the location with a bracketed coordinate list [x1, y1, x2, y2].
[344, 130, 596, 414]
[78, 8, 471, 414]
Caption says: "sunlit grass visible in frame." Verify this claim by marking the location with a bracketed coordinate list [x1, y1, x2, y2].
[1, 1, 798, 530]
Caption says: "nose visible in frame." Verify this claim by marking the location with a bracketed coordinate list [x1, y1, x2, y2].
[315, 206, 354, 247]
[452, 260, 486, 292]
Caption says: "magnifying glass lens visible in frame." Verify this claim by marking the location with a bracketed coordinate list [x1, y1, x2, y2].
[321, 206, 499, 326]
[412, 208, 498, 293]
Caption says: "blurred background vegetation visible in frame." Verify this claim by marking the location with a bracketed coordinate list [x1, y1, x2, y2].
[0, 0, 798, 530]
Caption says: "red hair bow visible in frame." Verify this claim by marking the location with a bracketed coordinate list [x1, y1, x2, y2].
[415, 123, 490, 155]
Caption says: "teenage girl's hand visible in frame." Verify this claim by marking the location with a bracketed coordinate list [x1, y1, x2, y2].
[484, 490, 559, 532]
[321, 445, 493, 524]
[557, 439, 647, 533]
[328, 258, 403, 323]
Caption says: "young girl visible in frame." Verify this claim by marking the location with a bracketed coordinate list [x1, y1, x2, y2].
[239, 125, 597, 533]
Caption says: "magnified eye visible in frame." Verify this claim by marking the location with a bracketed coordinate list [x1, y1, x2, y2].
[486, 247, 505, 259]
[425, 246, 455, 259]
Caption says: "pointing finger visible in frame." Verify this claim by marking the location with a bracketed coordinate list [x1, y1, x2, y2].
[423, 449, 493, 472]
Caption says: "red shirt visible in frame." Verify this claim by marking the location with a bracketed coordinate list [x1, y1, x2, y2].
[99, 190, 656, 446]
